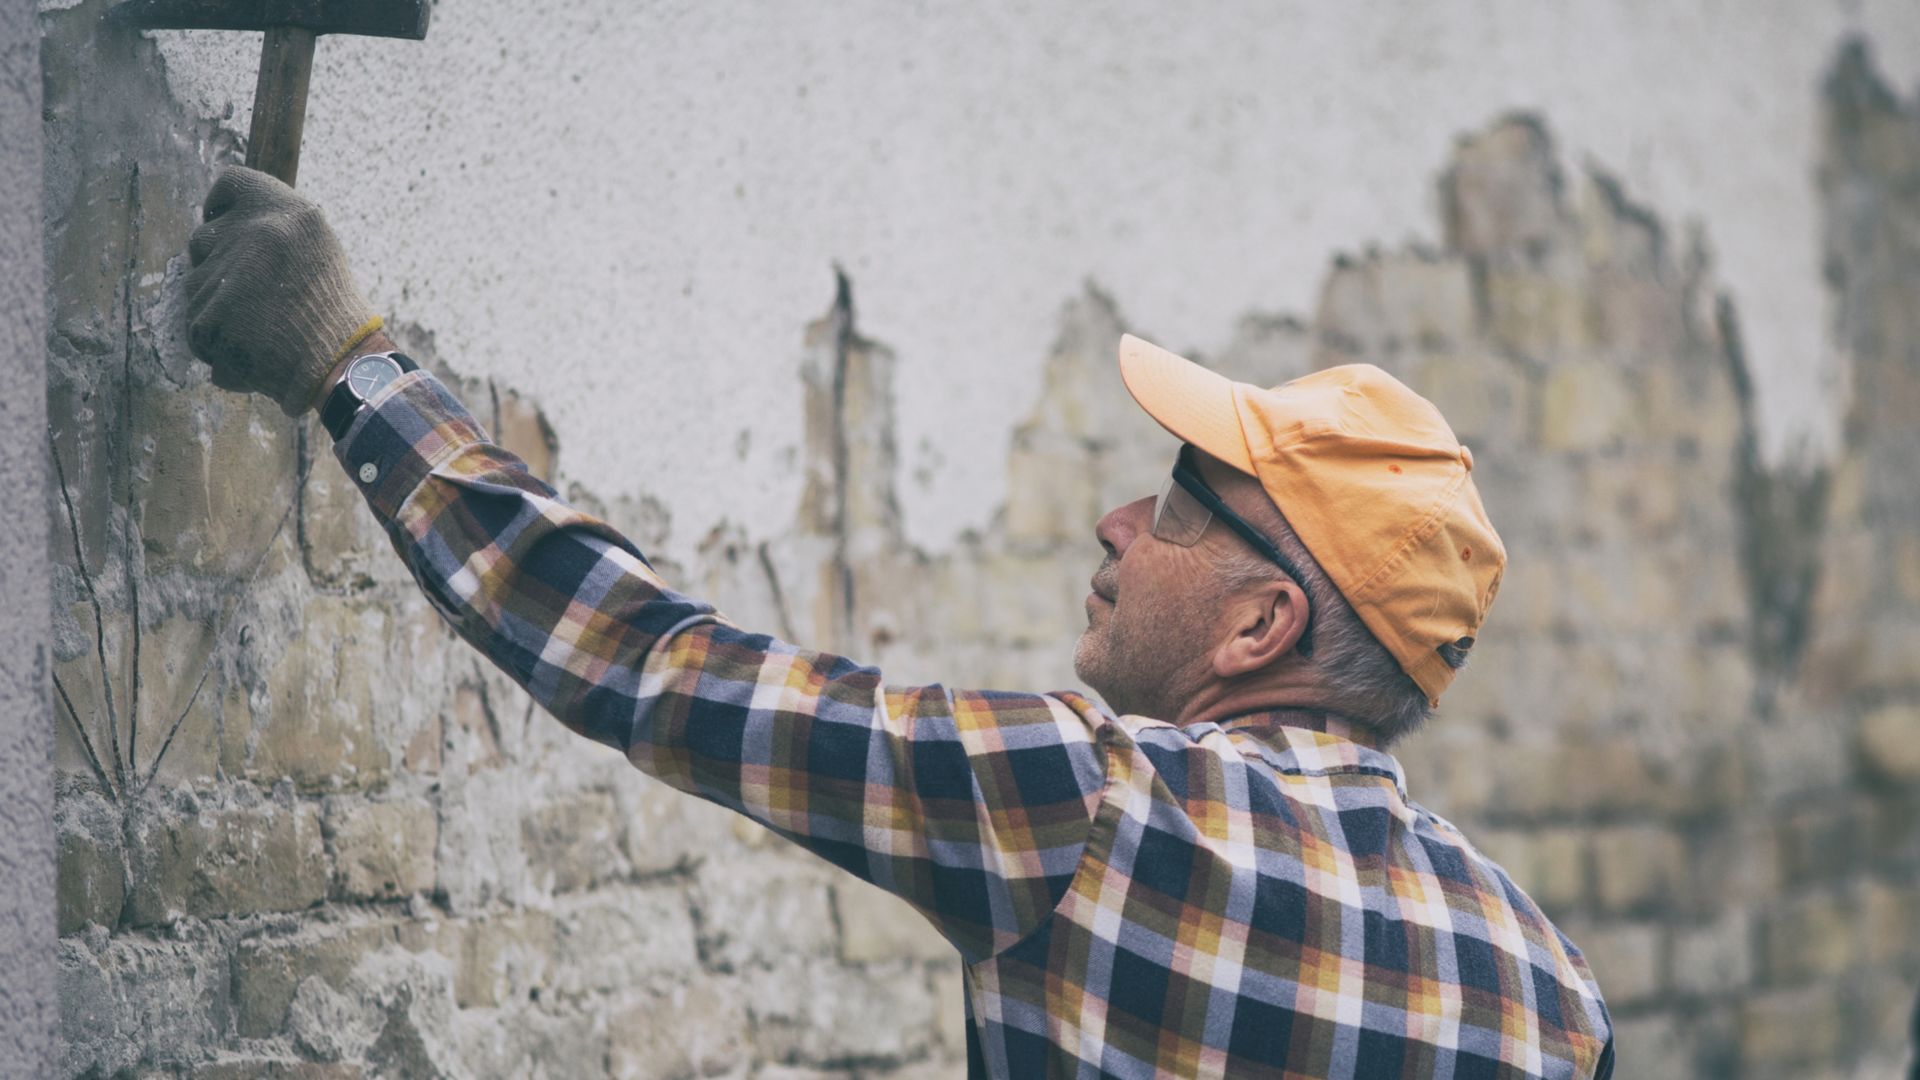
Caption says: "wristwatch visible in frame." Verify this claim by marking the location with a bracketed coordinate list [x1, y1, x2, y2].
[321, 350, 419, 441]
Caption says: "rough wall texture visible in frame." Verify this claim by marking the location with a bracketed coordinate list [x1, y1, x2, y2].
[3, 0, 54, 1074]
[38, 2, 1920, 1078]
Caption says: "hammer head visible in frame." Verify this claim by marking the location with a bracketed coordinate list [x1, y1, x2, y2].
[111, 0, 429, 39]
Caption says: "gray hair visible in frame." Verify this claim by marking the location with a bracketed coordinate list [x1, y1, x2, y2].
[1212, 511, 1466, 746]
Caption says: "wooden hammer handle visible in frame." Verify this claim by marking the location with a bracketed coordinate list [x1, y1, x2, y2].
[246, 26, 317, 186]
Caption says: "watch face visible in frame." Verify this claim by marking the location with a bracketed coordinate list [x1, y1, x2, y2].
[346, 355, 403, 400]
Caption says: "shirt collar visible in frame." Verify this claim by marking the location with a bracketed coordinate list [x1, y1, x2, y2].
[1212, 709, 1410, 799]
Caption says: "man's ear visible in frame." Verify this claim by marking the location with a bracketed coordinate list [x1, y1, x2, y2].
[1212, 579, 1309, 678]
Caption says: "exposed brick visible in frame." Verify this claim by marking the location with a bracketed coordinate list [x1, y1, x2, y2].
[1577, 921, 1664, 1007]
[553, 886, 699, 1000]
[325, 797, 438, 901]
[835, 878, 952, 964]
[695, 856, 840, 972]
[248, 599, 391, 793]
[1739, 986, 1842, 1070]
[608, 975, 750, 1079]
[1762, 889, 1860, 984]
[1857, 703, 1920, 783]
[1589, 825, 1687, 916]
[56, 787, 125, 934]
[521, 788, 626, 895]
[1670, 908, 1755, 998]
[230, 921, 394, 1037]
[124, 795, 328, 926]
[747, 956, 943, 1065]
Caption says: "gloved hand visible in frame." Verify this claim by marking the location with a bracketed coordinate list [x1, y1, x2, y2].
[185, 166, 380, 416]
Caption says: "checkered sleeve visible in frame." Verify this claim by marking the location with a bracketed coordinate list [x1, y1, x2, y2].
[334, 372, 1109, 960]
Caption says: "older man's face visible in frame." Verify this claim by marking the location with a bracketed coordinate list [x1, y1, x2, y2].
[1073, 450, 1269, 718]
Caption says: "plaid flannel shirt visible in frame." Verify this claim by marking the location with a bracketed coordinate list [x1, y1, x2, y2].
[339, 371, 1614, 1079]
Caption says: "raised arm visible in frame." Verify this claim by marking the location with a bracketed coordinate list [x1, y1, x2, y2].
[183, 166, 1110, 961]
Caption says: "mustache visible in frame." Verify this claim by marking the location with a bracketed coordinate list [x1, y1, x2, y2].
[1091, 556, 1119, 599]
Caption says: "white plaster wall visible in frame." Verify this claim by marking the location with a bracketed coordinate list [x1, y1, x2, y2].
[137, 0, 1920, 561]
[2, 0, 53, 1073]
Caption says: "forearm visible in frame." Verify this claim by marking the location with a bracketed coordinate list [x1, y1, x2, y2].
[332, 371, 1106, 959]
[331, 367, 717, 750]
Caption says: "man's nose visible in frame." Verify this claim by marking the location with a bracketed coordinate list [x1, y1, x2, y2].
[1094, 495, 1156, 558]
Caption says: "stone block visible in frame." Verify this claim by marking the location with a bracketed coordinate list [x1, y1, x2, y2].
[58, 932, 227, 1078]
[747, 956, 942, 1065]
[1473, 827, 1589, 915]
[1586, 274, 1686, 357]
[57, 786, 126, 934]
[442, 909, 558, 1010]
[1894, 531, 1920, 604]
[325, 797, 438, 901]
[617, 772, 739, 876]
[328, 950, 463, 1078]
[249, 597, 390, 793]
[447, 996, 607, 1080]
[932, 964, 969, 1056]
[1762, 889, 1859, 984]
[1540, 361, 1635, 453]
[287, 976, 382, 1064]
[1860, 880, 1920, 968]
[1589, 824, 1687, 916]
[300, 443, 410, 590]
[1739, 985, 1842, 1070]
[694, 855, 840, 971]
[433, 768, 531, 914]
[124, 794, 328, 926]
[1410, 353, 1532, 447]
[1577, 921, 1664, 1007]
[522, 787, 627, 895]
[552, 885, 699, 1000]
[1441, 118, 1567, 265]
[1485, 275, 1593, 356]
[231, 921, 393, 1037]
[1317, 252, 1476, 356]
[1774, 799, 1874, 886]
[136, 386, 300, 578]
[835, 877, 951, 964]
[1605, 1013, 1694, 1080]
[1857, 702, 1920, 783]
[1004, 432, 1098, 549]
[1670, 908, 1755, 998]
[1490, 738, 1660, 822]
[490, 386, 558, 483]
[609, 975, 750, 1079]
[134, 613, 224, 787]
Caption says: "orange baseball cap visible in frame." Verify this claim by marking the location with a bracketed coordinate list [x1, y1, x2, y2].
[1117, 334, 1504, 704]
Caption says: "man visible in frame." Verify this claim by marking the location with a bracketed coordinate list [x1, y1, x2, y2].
[185, 167, 1613, 1079]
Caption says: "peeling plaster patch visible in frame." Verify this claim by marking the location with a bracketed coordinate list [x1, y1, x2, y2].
[146, 30, 258, 126]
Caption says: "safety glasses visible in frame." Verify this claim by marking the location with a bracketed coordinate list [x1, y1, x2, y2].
[1152, 447, 1315, 655]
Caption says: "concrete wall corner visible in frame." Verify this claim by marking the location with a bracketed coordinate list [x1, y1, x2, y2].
[0, 0, 54, 1075]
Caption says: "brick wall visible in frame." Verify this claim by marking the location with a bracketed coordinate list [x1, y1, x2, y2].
[44, 6, 1920, 1077]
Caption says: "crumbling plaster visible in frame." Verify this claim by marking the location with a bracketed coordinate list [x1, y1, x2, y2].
[128, 0, 1920, 559]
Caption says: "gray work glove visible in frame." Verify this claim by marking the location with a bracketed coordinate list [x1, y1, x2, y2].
[185, 166, 379, 416]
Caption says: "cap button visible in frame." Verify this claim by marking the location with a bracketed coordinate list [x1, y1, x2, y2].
[1460, 445, 1475, 471]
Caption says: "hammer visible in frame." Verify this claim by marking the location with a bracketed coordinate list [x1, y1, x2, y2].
[111, 0, 432, 186]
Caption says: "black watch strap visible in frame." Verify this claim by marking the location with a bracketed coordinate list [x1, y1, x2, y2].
[321, 351, 419, 442]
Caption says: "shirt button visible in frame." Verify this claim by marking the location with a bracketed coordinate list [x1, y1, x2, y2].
[358, 462, 379, 484]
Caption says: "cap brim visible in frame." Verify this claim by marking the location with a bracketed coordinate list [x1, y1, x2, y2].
[1117, 334, 1256, 475]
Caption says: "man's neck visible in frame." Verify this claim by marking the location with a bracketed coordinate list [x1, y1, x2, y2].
[1170, 679, 1375, 746]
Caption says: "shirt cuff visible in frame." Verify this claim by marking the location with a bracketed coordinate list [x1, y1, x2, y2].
[330, 370, 491, 520]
